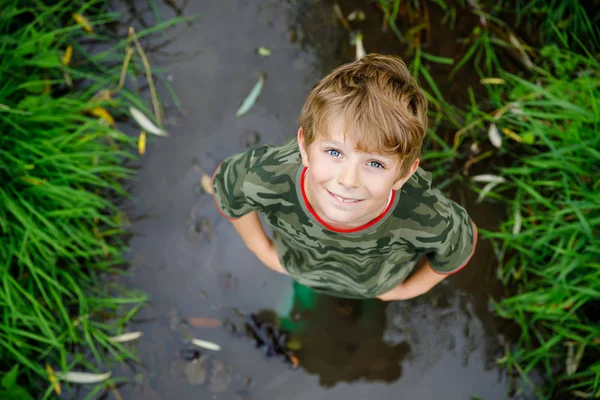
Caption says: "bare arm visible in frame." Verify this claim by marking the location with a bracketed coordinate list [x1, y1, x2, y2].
[229, 211, 287, 275]
[378, 219, 478, 301]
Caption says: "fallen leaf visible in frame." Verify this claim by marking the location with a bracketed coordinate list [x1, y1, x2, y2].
[109, 331, 143, 343]
[471, 174, 506, 183]
[90, 107, 114, 126]
[502, 127, 522, 142]
[129, 107, 168, 136]
[57, 371, 112, 384]
[477, 181, 501, 203]
[21, 176, 42, 185]
[72, 13, 93, 33]
[512, 208, 522, 235]
[138, 132, 146, 155]
[480, 77, 505, 85]
[45, 364, 61, 395]
[187, 317, 222, 328]
[201, 174, 213, 194]
[347, 10, 366, 21]
[488, 123, 502, 148]
[257, 47, 271, 56]
[62, 45, 73, 66]
[289, 353, 300, 369]
[236, 73, 265, 117]
[191, 338, 221, 351]
[354, 32, 366, 60]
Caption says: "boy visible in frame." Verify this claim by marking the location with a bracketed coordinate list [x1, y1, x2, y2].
[212, 54, 477, 301]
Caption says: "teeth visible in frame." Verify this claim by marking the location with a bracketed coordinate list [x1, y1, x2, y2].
[333, 193, 358, 203]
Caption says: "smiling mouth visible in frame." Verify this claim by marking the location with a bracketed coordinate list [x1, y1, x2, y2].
[327, 190, 363, 204]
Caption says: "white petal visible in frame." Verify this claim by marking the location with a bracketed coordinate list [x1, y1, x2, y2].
[201, 174, 213, 194]
[109, 331, 143, 343]
[471, 174, 506, 183]
[488, 123, 502, 148]
[129, 107, 168, 136]
[57, 371, 112, 384]
[191, 338, 221, 351]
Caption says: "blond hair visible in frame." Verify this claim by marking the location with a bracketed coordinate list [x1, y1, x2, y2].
[299, 54, 428, 178]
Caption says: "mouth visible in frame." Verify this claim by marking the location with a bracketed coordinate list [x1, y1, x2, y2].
[326, 190, 363, 204]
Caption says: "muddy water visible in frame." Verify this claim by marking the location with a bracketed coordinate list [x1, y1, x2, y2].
[117, 1, 516, 399]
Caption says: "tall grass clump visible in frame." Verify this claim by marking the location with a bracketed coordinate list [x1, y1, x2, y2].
[0, 0, 177, 397]
[464, 41, 600, 398]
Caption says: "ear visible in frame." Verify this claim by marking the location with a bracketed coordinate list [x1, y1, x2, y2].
[392, 158, 420, 191]
[297, 127, 310, 168]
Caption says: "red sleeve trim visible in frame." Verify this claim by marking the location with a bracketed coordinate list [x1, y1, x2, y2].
[430, 219, 478, 276]
[211, 162, 239, 221]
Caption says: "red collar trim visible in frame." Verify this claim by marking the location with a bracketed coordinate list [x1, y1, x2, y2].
[300, 167, 395, 233]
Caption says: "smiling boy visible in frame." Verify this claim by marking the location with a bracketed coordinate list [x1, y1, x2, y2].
[212, 54, 477, 301]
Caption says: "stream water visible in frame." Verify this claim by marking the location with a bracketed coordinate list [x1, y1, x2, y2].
[113, 1, 523, 399]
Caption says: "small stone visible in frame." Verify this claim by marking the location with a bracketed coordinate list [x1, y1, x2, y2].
[208, 360, 233, 393]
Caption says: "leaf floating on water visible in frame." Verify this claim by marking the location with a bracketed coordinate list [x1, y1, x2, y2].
[191, 338, 221, 351]
[201, 174, 213, 194]
[480, 77, 505, 85]
[488, 123, 502, 148]
[90, 107, 114, 126]
[62, 45, 73, 66]
[129, 107, 168, 136]
[57, 371, 112, 384]
[257, 47, 271, 56]
[109, 331, 143, 343]
[72, 13, 93, 33]
[471, 174, 506, 183]
[138, 132, 146, 155]
[236, 73, 265, 117]
[45, 364, 61, 395]
[187, 317, 221, 328]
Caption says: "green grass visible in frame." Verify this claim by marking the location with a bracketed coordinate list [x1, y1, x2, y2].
[0, 0, 180, 397]
[374, 1, 600, 398]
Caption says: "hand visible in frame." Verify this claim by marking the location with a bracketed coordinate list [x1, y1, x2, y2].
[376, 283, 420, 301]
[255, 240, 287, 275]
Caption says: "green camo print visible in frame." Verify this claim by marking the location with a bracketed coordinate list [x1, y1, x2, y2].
[212, 140, 475, 299]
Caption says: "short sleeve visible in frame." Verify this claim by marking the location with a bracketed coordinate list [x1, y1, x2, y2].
[425, 198, 477, 274]
[211, 147, 267, 219]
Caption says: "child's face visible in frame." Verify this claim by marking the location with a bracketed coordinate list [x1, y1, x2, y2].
[298, 117, 419, 229]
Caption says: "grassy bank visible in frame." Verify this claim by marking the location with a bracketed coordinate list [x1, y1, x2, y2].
[0, 0, 177, 397]
[371, 0, 599, 398]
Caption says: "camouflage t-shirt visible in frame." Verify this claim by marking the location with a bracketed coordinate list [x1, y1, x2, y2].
[212, 140, 476, 299]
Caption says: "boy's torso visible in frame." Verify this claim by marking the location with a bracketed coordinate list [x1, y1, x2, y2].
[229, 140, 459, 299]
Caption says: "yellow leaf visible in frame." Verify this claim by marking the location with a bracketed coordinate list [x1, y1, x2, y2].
[138, 132, 146, 155]
[62, 45, 73, 66]
[21, 177, 42, 185]
[502, 127, 523, 142]
[480, 77, 505, 85]
[45, 364, 61, 395]
[90, 107, 114, 126]
[72, 13, 93, 33]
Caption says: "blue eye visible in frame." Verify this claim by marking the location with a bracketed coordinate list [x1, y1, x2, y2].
[368, 161, 384, 168]
[326, 149, 341, 158]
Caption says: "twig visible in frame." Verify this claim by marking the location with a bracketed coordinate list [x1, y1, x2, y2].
[128, 26, 161, 124]
[115, 47, 134, 93]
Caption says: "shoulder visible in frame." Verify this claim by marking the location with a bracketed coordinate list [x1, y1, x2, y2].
[392, 167, 470, 234]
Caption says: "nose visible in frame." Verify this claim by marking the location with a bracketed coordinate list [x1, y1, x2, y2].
[337, 163, 360, 190]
